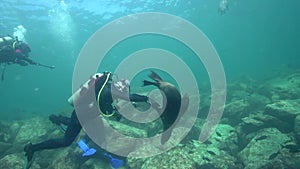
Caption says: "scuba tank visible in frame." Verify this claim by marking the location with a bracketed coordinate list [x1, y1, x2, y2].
[68, 73, 104, 106]
[0, 36, 14, 48]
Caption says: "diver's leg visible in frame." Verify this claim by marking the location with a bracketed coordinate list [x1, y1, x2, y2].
[24, 110, 81, 161]
[49, 114, 71, 126]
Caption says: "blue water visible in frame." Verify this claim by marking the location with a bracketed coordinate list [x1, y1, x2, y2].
[0, 0, 299, 120]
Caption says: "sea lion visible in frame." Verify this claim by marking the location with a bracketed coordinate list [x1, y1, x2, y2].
[143, 71, 188, 144]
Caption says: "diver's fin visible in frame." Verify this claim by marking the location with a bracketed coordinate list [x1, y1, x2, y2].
[23, 143, 34, 169]
[143, 80, 159, 87]
[149, 71, 163, 82]
[23, 154, 33, 169]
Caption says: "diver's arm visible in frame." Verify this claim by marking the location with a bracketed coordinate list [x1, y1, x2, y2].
[129, 93, 148, 102]
[15, 52, 36, 65]
[111, 89, 148, 102]
[23, 57, 37, 65]
[110, 84, 161, 111]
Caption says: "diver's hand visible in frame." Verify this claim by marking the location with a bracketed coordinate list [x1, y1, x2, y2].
[16, 60, 28, 66]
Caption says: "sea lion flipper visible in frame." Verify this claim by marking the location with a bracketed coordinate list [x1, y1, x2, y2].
[143, 80, 159, 87]
[149, 71, 163, 82]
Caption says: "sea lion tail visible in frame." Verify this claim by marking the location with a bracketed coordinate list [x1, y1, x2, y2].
[149, 71, 163, 82]
[143, 80, 159, 87]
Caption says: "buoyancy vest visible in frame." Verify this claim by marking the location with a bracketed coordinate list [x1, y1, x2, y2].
[0, 36, 14, 49]
[68, 72, 115, 117]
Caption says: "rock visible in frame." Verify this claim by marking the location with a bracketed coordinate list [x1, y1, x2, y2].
[117, 101, 164, 137]
[223, 99, 250, 125]
[238, 111, 292, 148]
[246, 93, 271, 109]
[0, 142, 12, 157]
[239, 128, 292, 169]
[0, 153, 40, 169]
[181, 118, 205, 143]
[222, 91, 270, 126]
[294, 114, 300, 143]
[201, 124, 238, 156]
[139, 145, 196, 169]
[0, 121, 13, 143]
[80, 158, 113, 169]
[0, 153, 24, 169]
[107, 120, 148, 138]
[49, 146, 80, 169]
[265, 99, 300, 132]
[14, 116, 54, 144]
[265, 99, 300, 120]
[189, 140, 237, 169]
[128, 124, 238, 169]
[259, 73, 300, 101]
[8, 121, 22, 139]
[127, 143, 162, 169]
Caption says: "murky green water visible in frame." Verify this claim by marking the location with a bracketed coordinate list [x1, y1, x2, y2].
[0, 0, 299, 121]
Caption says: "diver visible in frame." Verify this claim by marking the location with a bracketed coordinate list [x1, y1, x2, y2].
[23, 71, 159, 168]
[0, 35, 55, 81]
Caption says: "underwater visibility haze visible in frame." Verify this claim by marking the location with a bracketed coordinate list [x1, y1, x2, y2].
[0, 0, 300, 168]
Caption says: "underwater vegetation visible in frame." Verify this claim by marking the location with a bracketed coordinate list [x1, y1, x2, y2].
[0, 71, 300, 169]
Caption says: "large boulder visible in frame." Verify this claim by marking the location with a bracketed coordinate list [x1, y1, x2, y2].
[258, 148, 300, 169]
[49, 147, 80, 169]
[246, 92, 271, 109]
[80, 158, 115, 169]
[14, 116, 56, 144]
[239, 128, 292, 169]
[265, 99, 300, 132]
[0, 117, 59, 158]
[223, 99, 250, 125]
[237, 111, 292, 148]
[201, 124, 238, 156]
[294, 114, 300, 143]
[181, 118, 205, 143]
[258, 73, 300, 101]
[127, 124, 238, 169]
[0, 142, 12, 158]
[189, 140, 237, 169]
[139, 145, 196, 169]
[222, 90, 270, 126]
[265, 99, 300, 120]
[0, 121, 14, 143]
[0, 153, 40, 169]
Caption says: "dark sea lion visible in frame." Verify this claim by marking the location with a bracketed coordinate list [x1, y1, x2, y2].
[143, 71, 188, 144]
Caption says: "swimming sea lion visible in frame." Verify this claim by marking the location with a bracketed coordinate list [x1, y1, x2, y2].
[143, 71, 188, 144]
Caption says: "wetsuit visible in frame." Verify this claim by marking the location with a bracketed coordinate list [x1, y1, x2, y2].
[0, 42, 36, 66]
[25, 75, 148, 160]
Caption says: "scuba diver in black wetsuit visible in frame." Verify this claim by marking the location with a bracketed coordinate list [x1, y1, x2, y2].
[24, 71, 158, 168]
[0, 36, 34, 66]
[0, 36, 55, 81]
